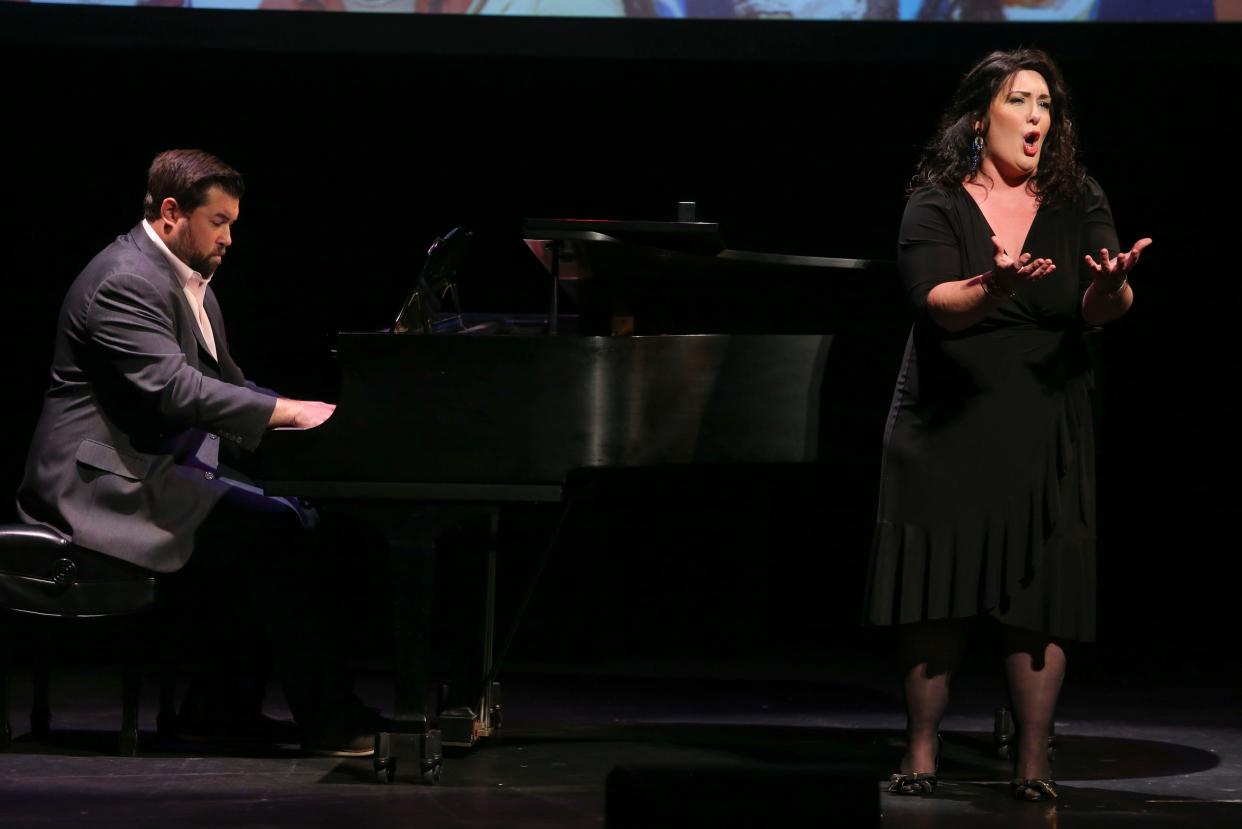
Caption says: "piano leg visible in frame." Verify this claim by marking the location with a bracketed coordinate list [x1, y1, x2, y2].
[370, 509, 445, 785]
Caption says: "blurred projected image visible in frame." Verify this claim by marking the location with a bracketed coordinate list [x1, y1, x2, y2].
[768, 0, 1232, 20]
[8, 0, 1241, 18]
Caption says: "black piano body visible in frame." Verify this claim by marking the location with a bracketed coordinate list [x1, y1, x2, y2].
[258, 220, 900, 783]
[262, 331, 831, 498]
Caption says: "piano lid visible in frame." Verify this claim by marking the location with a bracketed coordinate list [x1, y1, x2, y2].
[522, 218, 727, 255]
[522, 217, 889, 281]
[520, 216, 895, 337]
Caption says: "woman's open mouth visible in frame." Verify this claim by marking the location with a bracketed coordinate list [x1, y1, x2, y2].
[1023, 131, 1041, 157]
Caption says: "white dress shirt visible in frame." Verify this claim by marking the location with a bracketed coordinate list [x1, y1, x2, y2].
[141, 219, 218, 360]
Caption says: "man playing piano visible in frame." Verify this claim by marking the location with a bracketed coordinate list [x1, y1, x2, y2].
[15, 148, 383, 755]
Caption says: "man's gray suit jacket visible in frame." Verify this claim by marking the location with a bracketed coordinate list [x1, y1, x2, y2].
[16, 223, 278, 573]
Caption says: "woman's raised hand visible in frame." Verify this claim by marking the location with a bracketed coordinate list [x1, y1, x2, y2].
[1085, 238, 1152, 293]
[991, 235, 1056, 293]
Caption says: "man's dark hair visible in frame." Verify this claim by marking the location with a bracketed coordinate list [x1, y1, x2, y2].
[910, 48, 1086, 207]
[143, 149, 244, 220]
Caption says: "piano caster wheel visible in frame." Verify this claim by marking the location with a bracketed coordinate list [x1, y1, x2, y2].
[375, 758, 396, 784]
[421, 760, 442, 784]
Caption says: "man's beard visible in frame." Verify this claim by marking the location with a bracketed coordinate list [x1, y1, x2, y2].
[167, 228, 220, 277]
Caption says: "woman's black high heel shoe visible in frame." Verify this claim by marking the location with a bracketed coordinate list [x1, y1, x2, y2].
[887, 734, 942, 795]
[1011, 778, 1058, 801]
[1006, 717, 1058, 802]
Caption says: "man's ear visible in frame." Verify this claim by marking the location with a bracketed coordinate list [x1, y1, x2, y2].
[158, 197, 182, 232]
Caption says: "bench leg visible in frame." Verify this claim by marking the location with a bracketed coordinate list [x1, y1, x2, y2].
[156, 660, 178, 740]
[0, 616, 11, 750]
[119, 663, 141, 756]
[30, 648, 50, 738]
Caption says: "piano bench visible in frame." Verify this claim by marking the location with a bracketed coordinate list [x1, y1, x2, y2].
[0, 523, 175, 756]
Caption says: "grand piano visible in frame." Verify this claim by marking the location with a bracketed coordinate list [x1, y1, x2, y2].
[258, 215, 897, 783]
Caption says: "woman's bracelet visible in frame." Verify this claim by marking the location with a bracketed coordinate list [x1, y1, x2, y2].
[1102, 275, 1129, 298]
[981, 271, 1015, 299]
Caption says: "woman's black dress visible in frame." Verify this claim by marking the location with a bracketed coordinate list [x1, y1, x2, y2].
[864, 177, 1118, 642]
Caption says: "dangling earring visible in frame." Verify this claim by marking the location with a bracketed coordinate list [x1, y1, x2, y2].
[969, 130, 984, 174]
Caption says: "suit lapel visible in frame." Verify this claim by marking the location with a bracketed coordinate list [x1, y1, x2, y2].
[128, 223, 221, 370]
[203, 289, 245, 385]
[176, 291, 220, 369]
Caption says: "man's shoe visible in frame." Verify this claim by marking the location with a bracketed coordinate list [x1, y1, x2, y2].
[301, 707, 391, 757]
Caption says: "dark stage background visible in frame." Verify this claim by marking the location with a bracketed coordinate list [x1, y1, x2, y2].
[2, 9, 1238, 675]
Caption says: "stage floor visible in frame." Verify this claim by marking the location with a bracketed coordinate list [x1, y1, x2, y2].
[1, 648, 1238, 828]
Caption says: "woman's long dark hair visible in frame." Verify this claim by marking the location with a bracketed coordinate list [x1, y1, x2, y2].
[910, 48, 1085, 207]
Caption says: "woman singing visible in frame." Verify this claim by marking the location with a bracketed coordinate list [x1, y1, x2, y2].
[864, 48, 1149, 801]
